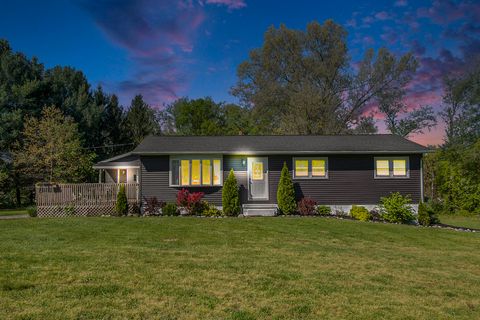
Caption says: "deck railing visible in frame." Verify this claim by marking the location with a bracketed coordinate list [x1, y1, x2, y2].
[35, 183, 139, 217]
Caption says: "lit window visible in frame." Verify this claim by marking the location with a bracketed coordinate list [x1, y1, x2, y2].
[202, 160, 211, 185]
[293, 158, 328, 178]
[375, 158, 409, 178]
[191, 160, 201, 185]
[295, 160, 309, 177]
[393, 159, 407, 176]
[252, 162, 264, 180]
[181, 160, 190, 185]
[375, 160, 390, 177]
[172, 157, 222, 186]
[312, 159, 326, 177]
[213, 159, 222, 185]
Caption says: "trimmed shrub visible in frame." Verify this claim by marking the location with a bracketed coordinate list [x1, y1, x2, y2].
[379, 192, 415, 224]
[277, 162, 296, 215]
[162, 203, 179, 216]
[350, 205, 371, 221]
[417, 202, 439, 226]
[176, 188, 205, 215]
[143, 197, 165, 216]
[115, 184, 128, 216]
[202, 203, 224, 217]
[26, 206, 37, 217]
[316, 205, 331, 216]
[222, 169, 240, 216]
[297, 197, 317, 216]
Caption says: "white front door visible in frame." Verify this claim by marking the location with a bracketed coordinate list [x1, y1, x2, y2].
[247, 157, 269, 200]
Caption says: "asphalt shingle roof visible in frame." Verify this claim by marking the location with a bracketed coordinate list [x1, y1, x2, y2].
[131, 134, 429, 154]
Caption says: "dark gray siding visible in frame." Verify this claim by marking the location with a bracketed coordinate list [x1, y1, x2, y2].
[140, 154, 422, 206]
[141, 155, 223, 205]
[267, 154, 422, 204]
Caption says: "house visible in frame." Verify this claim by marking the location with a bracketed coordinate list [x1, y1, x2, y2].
[93, 135, 429, 216]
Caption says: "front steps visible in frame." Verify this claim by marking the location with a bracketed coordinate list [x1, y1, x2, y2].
[242, 204, 277, 217]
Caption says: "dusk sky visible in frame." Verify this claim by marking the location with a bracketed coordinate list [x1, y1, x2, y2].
[1, 0, 479, 145]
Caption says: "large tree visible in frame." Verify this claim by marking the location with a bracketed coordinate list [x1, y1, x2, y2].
[231, 20, 417, 134]
[124, 95, 160, 145]
[441, 66, 480, 146]
[13, 106, 94, 184]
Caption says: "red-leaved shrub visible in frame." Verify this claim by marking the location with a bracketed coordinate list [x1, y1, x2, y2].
[297, 197, 317, 215]
[143, 196, 165, 216]
[176, 188, 205, 215]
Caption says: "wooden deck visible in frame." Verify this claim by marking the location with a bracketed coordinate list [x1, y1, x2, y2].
[35, 183, 139, 217]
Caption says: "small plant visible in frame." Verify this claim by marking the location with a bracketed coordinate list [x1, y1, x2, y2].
[316, 205, 331, 216]
[143, 196, 165, 216]
[350, 205, 371, 221]
[176, 188, 205, 215]
[202, 203, 224, 217]
[297, 197, 317, 215]
[115, 184, 128, 216]
[417, 202, 439, 226]
[379, 192, 415, 224]
[222, 169, 240, 216]
[162, 203, 179, 216]
[26, 206, 37, 217]
[277, 162, 296, 215]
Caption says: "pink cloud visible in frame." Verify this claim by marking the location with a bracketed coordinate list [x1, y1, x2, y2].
[374, 11, 390, 20]
[394, 0, 408, 7]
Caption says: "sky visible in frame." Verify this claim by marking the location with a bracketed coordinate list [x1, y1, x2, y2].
[0, 0, 479, 146]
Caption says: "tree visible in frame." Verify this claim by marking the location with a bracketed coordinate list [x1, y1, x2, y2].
[378, 97, 437, 137]
[231, 20, 417, 134]
[277, 162, 296, 214]
[115, 184, 128, 216]
[125, 95, 160, 145]
[441, 67, 480, 146]
[222, 169, 240, 216]
[13, 106, 94, 183]
[161, 97, 224, 135]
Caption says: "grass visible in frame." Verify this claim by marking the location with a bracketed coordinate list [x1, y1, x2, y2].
[1, 217, 480, 319]
[0, 208, 28, 216]
[439, 214, 480, 229]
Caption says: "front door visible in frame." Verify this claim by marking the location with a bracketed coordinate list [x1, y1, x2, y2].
[247, 157, 269, 200]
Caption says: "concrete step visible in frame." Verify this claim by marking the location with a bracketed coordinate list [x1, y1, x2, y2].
[242, 204, 277, 217]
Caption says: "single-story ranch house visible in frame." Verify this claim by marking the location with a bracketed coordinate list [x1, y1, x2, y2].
[93, 135, 429, 216]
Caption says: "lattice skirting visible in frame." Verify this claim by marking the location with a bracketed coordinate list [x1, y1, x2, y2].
[37, 201, 139, 218]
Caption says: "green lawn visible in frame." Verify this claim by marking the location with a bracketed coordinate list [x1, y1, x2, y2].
[1, 217, 480, 319]
[0, 209, 28, 216]
[439, 214, 480, 229]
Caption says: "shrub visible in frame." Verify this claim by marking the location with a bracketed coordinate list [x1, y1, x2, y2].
[379, 192, 415, 224]
[350, 205, 371, 221]
[222, 169, 240, 216]
[162, 203, 179, 216]
[115, 184, 128, 216]
[277, 162, 296, 215]
[202, 203, 224, 217]
[316, 205, 331, 216]
[26, 206, 37, 217]
[418, 202, 439, 226]
[143, 196, 165, 216]
[176, 188, 205, 215]
[297, 197, 317, 215]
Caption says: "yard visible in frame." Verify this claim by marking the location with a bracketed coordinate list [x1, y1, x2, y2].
[1, 217, 480, 319]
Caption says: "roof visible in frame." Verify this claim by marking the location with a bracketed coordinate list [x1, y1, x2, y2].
[131, 134, 429, 155]
[93, 153, 140, 169]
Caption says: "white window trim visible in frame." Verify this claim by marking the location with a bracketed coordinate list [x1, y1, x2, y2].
[292, 157, 329, 179]
[169, 155, 223, 187]
[374, 156, 410, 179]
